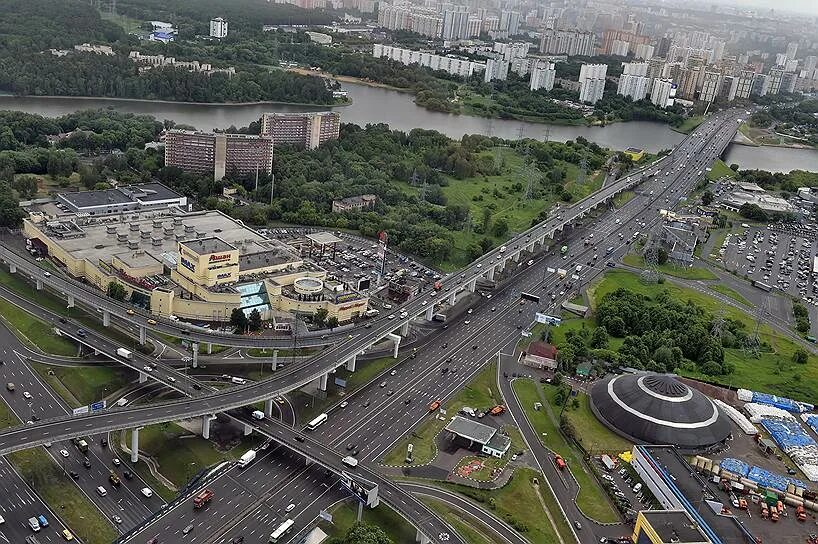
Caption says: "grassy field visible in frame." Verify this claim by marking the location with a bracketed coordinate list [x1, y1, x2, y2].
[322, 499, 419, 544]
[590, 270, 818, 402]
[382, 361, 500, 465]
[122, 423, 262, 489]
[424, 498, 499, 544]
[512, 380, 619, 523]
[0, 399, 117, 544]
[673, 115, 705, 134]
[708, 284, 751, 307]
[621, 253, 717, 280]
[707, 159, 738, 181]
[443, 467, 573, 544]
[0, 297, 77, 356]
[31, 362, 133, 408]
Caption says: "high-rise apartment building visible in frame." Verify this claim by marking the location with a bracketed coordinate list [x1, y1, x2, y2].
[734, 70, 755, 99]
[500, 10, 521, 35]
[209, 17, 228, 38]
[650, 79, 675, 108]
[699, 71, 723, 103]
[260, 112, 341, 150]
[634, 43, 654, 60]
[578, 63, 607, 104]
[539, 28, 595, 57]
[529, 62, 556, 91]
[164, 131, 273, 181]
[484, 58, 509, 82]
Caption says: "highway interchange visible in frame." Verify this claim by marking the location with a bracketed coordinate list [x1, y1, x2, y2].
[0, 109, 745, 544]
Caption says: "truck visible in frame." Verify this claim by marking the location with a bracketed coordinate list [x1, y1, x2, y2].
[560, 245, 568, 255]
[342, 456, 358, 468]
[489, 405, 506, 416]
[428, 400, 441, 412]
[116, 348, 132, 360]
[555, 455, 566, 470]
[251, 410, 265, 420]
[193, 489, 214, 509]
[238, 450, 257, 468]
[797, 505, 807, 522]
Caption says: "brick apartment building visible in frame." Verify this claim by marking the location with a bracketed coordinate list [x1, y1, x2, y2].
[260, 112, 341, 150]
[164, 130, 273, 181]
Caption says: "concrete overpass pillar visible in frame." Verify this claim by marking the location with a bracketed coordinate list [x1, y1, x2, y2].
[67, 295, 74, 308]
[448, 292, 456, 306]
[425, 306, 434, 321]
[201, 414, 215, 440]
[388, 332, 401, 358]
[207, 342, 212, 355]
[102, 309, 110, 327]
[345, 354, 357, 372]
[36, 279, 43, 290]
[400, 321, 410, 336]
[130, 427, 141, 463]
[486, 267, 495, 281]
[191, 343, 199, 368]
[138, 371, 148, 384]
[272, 349, 279, 370]
[8, 264, 15, 274]
[416, 530, 431, 544]
[467, 279, 477, 293]
[265, 398, 275, 418]
[318, 373, 328, 392]
[139, 326, 146, 346]
[243, 423, 253, 436]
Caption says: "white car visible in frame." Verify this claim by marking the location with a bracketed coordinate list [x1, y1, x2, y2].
[141, 487, 153, 498]
[23, 391, 32, 400]
[59, 449, 69, 458]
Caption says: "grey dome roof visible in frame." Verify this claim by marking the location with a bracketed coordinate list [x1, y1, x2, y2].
[589, 374, 730, 450]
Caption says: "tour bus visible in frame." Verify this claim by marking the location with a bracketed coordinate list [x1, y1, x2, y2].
[306, 413, 328, 430]
[269, 519, 295, 543]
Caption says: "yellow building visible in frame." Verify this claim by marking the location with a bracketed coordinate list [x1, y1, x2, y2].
[632, 511, 710, 544]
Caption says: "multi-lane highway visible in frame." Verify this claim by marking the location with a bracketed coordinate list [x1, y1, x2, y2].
[0, 109, 742, 543]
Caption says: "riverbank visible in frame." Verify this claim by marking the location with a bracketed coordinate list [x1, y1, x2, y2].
[0, 92, 343, 109]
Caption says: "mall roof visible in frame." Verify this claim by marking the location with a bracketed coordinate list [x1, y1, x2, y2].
[182, 237, 236, 255]
[589, 374, 731, 450]
[640, 511, 710, 544]
[444, 416, 496, 445]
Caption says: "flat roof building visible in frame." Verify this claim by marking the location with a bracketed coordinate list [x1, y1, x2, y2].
[444, 416, 511, 458]
[57, 183, 186, 216]
[164, 130, 273, 181]
[260, 112, 340, 150]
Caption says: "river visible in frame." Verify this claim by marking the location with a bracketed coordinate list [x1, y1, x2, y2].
[1, 82, 817, 173]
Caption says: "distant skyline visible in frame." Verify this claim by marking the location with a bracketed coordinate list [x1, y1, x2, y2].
[713, 0, 818, 16]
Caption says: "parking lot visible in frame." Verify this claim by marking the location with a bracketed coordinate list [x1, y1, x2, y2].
[720, 223, 818, 303]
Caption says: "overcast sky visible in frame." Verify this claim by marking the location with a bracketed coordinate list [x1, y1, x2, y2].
[715, 0, 818, 16]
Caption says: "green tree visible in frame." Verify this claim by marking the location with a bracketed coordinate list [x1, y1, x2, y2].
[793, 348, 809, 365]
[248, 308, 262, 332]
[230, 308, 248, 333]
[106, 281, 126, 301]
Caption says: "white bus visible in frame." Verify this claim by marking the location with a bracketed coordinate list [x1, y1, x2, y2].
[306, 413, 328, 430]
[269, 519, 294, 543]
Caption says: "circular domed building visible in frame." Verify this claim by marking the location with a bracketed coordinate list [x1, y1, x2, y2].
[589, 374, 730, 451]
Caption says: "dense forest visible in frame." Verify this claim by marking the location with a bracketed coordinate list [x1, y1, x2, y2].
[0, 0, 334, 104]
[594, 288, 743, 376]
